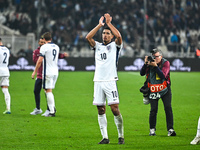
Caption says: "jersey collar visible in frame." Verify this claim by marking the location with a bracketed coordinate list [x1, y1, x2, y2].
[102, 41, 112, 46]
[47, 42, 54, 44]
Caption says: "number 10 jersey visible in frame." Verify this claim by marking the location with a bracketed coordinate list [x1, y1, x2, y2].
[93, 41, 122, 81]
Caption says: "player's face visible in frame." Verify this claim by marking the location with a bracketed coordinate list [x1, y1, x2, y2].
[39, 39, 45, 46]
[153, 52, 162, 64]
[102, 29, 113, 44]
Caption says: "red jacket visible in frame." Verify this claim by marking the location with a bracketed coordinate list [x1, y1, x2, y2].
[33, 47, 42, 79]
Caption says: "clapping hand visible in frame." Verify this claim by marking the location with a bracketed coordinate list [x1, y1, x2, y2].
[99, 16, 105, 27]
[104, 13, 112, 24]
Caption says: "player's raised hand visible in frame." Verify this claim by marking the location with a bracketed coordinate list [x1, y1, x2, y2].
[104, 13, 112, 24]
[99, 16, 105, 26]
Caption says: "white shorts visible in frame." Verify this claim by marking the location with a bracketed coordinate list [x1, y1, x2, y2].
[93, 81, 119, 106]
[0, 77, 9, 86]
[43, 75, 58, 89]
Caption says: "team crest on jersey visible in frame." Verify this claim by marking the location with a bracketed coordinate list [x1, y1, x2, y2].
[107, 45, 111, 51]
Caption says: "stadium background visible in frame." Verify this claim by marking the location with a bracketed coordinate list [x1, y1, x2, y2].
[0, 0, 200, 71]
[0, 1, 200, 149]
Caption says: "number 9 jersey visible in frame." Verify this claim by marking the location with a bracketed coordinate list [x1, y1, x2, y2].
[40, 42, 60, 76]
[93, 41, 123, 81]
[0, 45, 10, 76]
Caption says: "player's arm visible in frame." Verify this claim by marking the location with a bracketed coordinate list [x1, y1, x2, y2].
[31, 56, 43, 79]
[59, 52, 69, 59]
[104, 13, 122, 46]
[86, 16, 105, 47]
[32, 50, 39, 64]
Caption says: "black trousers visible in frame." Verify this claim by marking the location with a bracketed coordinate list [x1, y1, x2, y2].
[149, 86, 174, 131]
[34, 78, 42, 109]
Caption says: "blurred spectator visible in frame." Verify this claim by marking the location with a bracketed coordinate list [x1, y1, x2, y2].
[0, 0, 8, 12]
[195, 47, 200, 58]
[190, 34, 199, 53]
[170, 29, 179, 52]
[0, 0, 199, 57]
[0, 14, 6, 24]
[16, 48, 26, 57]
[25, 45, 33, 57]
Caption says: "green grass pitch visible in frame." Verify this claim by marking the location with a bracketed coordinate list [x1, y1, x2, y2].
[0, 71, 200, 150]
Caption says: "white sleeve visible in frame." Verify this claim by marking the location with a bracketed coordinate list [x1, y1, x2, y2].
[40, 45, 46, 56]
[116, 42, 123, 49]
[93, 41, 100, 50]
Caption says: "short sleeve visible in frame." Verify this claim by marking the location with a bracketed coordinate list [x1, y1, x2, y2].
[39, 45, 46, 57]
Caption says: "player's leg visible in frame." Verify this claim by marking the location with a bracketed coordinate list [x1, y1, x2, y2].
[196, 117, 200, 137]
[2, 86, 11, 114]
[41, 90, 50, 116]
[97, 106, 109, 144]
[34, 78, 42, 109]
[30, 78, 43, 115]
[1, 77, 11, 114]
[46, 89, 55, 116]
[191, 117, 200, 145]
[110, 104, 124, 144]
[44, 75, 57, 117]
[93, 82, 109, 144]
[106, 81, 124, 144]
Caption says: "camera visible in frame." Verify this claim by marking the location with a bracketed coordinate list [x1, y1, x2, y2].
[140, 83, 150, 105]
[140, 84, 149, 94]
[147, 56, 154, 62]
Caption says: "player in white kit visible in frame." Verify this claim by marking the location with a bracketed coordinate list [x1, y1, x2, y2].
[86, 13, 124, 144]
[32, 32, 59, 117]
[0, 38, 11, 114]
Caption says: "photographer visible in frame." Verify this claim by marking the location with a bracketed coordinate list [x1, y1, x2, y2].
[140, 48, 176, 137]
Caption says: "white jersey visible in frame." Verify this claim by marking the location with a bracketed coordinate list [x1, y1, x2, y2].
[93, 41, 122, 81]
[40, 42, 60, 76]
[0, 46, 10, 76]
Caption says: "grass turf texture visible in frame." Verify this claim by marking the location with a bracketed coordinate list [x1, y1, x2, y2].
[0, 71, 199, 150]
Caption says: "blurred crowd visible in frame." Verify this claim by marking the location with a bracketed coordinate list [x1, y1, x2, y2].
[0, 0, 200, 57]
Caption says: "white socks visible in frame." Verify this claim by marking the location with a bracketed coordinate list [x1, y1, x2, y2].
[98, 114, 108, 139]
[196, 117, 200, 137]
[46, 92, 55, 114]
[2, 88, 11, 110]
[98, 114, 124, 139]
[114, 114, 124, 138]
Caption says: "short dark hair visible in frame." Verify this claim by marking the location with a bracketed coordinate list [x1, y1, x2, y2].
[42, 32, 52, 41]
[103, 26, 112, 34]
